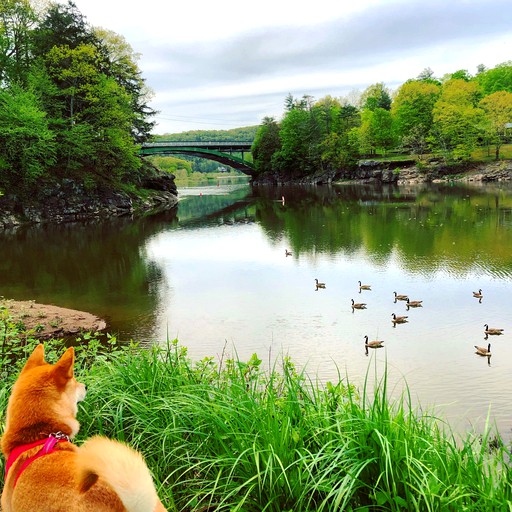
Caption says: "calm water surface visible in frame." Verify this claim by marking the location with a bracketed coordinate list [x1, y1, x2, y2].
[2, 178, 512, 440]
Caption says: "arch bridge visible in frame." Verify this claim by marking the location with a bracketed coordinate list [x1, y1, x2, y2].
[140, 141, 255, 176]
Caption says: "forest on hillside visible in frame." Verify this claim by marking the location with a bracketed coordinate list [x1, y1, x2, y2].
[0, 0, 155, 194]
[251, 66, 512, 177]
[155, 126, 258, 143]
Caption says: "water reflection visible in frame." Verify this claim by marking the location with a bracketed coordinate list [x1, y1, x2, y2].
[254, 182, 512, 278]
[1, 181, 512, 441]
[0, 210, 178, 339]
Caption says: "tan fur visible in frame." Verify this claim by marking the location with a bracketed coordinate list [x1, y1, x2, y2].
[1, 345, 167, 512]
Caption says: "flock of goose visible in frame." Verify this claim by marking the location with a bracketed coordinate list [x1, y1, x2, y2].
[309, 275, 506, 359]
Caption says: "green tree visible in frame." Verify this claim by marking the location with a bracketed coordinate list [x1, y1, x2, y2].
[94, 27, 155, 143]
[392, 80, 440, 141]
[42, 43, 140, 179]
[477, 61, 512, 95]
[320, 130, 359, 169]
[32, 0, 96, 57]
[273, 105, 322, 176]
[319, 103, 361, 169]
[360, 82, 391, 111]
[400, 126, 429, 159]
[431, 79, 483, 161]
[284, 93, 315, 112]
[442, 69, 472, 82]
[252, 116, 281, 174]
[0, 0, 36, 84]
[0, 84, 56, 189]
[479, 90, 512, 160]
[313, 95, 342, 134]
[358, 107, 395, 156]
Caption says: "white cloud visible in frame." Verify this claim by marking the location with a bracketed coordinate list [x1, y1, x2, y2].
[62, 0, 512, 133]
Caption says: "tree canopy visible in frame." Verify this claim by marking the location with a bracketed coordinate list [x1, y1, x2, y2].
[252, 62, 512, 177]
[0, 0, 155, 193]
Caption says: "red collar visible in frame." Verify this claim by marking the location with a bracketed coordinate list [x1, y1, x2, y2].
[5, 432, 71, 489]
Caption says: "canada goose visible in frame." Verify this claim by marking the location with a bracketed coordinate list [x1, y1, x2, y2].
[473, 289, 483, 299]
[315, 278, 326, 289]
[393, 292, 409, 301]
[484, 324, 504, 335]
[351, 299, 367, 309]
[285, 249, 292, 257]
[391, 313, 408, 323]
[475, 343, 491, 356]
[406, 298, 423, 308]
[358, 281, 371, 290]
[364, 335, 383, 348]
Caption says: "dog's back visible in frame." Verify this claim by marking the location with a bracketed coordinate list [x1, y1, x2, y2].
[1, 345, 167, 512]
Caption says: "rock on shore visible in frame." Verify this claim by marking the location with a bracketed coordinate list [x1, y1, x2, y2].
[251, 160, 512, 186]
[0, 172, 178, 229]
[1, 299, 106, 339]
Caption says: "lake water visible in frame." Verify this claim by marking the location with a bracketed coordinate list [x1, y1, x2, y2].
[2, 177, 512, 441]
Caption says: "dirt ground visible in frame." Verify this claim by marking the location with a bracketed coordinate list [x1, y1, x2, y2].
[0, 298, 106, 339]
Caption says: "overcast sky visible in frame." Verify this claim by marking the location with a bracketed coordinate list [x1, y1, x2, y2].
[63, 0, 511, 134]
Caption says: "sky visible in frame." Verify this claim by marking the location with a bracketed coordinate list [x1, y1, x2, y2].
[62, 0, 512, 135]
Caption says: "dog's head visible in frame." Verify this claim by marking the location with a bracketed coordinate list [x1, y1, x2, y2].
[4, 344, 87, 443]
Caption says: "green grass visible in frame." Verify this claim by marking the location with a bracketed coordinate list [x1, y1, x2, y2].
[471, 144, 512, 162]
[1, 326, 512, 510]
[361, 144, 512, 165]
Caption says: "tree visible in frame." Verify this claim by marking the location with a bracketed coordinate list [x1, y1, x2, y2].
[312, 95, 341, 135]
[284, 93, 315, 112]
[0, 0, 36, 84]
[431, 79, 483, 161]
[400, 126, 428, 159]
[391, 80, 440, 139]
[316, 99, 361, 170]
[0, 84, 56, 189]
[252, 117, 281, 174]
[476, 61, 512, 95]
[32, 0, 96, 57]
[358, 108, 395, 156]
[40, 42, 140, 179]
[94, 27, 156, 143]
[479, 90, 512, 160]
[444, 69, 472, 82]
[272, 106, 322, 176]
[416, 67, 441, 85]
[320, 129, 359, 170]
[360, 82, 391, 111]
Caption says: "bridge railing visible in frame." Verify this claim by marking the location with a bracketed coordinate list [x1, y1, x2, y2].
[143, 141, 253, 148]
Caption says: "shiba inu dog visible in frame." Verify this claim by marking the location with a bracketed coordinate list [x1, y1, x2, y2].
[1, 344, 167, 512]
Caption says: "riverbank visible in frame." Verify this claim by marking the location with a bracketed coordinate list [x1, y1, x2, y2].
[252, 160, 512, 186]
[0, 167, 178, 229]
[0, 298, 106, 338]
[396, 159, 512, 184]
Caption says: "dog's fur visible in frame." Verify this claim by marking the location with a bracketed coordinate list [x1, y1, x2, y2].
[1, 344, 167, 512]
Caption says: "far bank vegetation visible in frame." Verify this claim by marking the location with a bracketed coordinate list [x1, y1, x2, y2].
[251, 65, 512, 178]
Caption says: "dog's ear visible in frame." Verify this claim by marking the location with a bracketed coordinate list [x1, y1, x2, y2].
[21, 344, 46, 373]
[53, 347, 75, 385]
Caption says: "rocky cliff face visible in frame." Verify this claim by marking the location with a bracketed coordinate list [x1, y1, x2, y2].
[0, 173, 178, 229]
[397, 160, 512, 184]
[251, 160, 512, 186]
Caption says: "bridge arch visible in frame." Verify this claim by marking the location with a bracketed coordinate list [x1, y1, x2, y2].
[140, 141, 255, 176]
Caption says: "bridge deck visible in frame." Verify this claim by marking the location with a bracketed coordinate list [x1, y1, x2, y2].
[142, 141, 253, 151]
[140, 141, 255, 175]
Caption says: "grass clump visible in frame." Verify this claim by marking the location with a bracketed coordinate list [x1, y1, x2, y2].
[1, 330, 512, 511]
